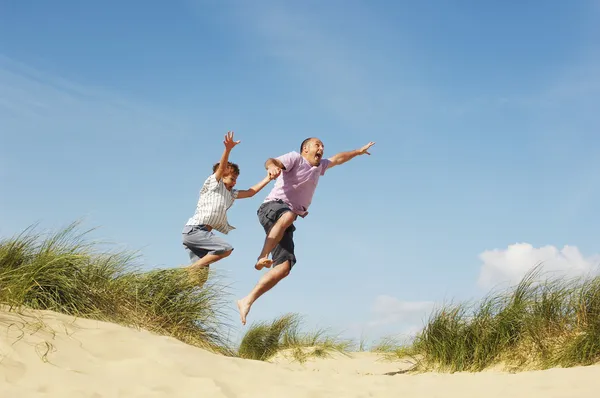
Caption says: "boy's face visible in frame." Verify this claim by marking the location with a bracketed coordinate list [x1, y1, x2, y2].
[222, 171, 238, 191]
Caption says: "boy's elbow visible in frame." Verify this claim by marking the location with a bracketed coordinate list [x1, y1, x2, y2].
[243, 189, 256, 198]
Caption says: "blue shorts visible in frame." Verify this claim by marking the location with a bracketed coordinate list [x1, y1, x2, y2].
[181, 224, 233, 263]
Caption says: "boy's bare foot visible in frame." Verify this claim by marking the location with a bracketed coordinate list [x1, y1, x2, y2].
[236, 299, 251, 325]
[255, 257, 273, 270]
[186, 266, 209, 287]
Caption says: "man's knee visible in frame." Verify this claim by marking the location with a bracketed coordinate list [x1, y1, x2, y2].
[277, 211, 296, 227]
[221, 249, 233, 258]
[274, 261, 292, 278]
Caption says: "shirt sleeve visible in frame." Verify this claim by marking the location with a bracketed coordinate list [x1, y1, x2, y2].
[319, 158, 332, 176]
[275, 151, 301, 172]
[231, 189, 239, 199]
[204, 173, 220, 191]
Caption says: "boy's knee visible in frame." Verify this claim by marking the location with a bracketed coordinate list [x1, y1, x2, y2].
[222, 249, 233, 258]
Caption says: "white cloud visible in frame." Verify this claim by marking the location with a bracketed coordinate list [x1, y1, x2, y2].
[367, 295, 434, 329]
[477, 243, 600, 290]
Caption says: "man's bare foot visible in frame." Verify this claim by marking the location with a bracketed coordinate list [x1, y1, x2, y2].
[255, 257, 273, 270]
[236, 299, 251, 325]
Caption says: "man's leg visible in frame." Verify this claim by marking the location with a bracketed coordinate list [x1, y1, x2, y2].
[238, 212, 296, 325]
[237, 261, 291, 325]
[255, 203, 297, 270]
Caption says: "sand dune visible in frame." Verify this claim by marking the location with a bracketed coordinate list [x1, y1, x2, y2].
[1, 309, 599, 397]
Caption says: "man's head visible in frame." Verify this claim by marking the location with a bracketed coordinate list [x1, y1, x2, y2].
[300, 137, 325, 166]
[213, 162, 240, 190]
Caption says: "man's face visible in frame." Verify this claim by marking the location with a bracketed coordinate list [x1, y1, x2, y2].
[222, 172, 238, 191]
[303, 138, 325, 166]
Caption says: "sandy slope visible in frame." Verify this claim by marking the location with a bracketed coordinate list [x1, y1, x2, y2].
[1, 309, 599, 398]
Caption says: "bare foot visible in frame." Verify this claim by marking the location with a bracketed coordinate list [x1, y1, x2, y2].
[186, 266, 209, 287]
[254, 257, 273, 270]
[236, 298, 251, 325]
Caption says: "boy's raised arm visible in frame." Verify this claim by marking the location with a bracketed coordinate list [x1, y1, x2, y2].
[327, 141, 375, 170]
[214, 131, 240, 181]
[236, 173, 274, 199]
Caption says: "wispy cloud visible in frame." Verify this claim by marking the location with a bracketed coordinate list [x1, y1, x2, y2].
[0, 55, 197, 189]
[0, 55, 186, 138]
[217, 1, 430, 130]
[367, 295, 434, 329]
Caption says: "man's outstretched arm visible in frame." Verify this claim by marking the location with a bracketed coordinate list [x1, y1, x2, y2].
[327, 141, 375, 169]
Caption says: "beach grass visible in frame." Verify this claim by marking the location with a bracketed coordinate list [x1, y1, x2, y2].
[237, 312, 353, 363]
[394, 266, 600, 372]
[0, 221, 234, 354]
[4, 223, 600, 372]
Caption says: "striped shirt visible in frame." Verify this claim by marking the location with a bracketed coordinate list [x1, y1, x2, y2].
[185, 174, 239, 234]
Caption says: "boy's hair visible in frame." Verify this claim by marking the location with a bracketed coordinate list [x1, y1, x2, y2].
[213, 162, 240, 176]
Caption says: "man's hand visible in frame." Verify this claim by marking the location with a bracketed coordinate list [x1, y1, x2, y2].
[267, 165, 282, 180]
[327, 141, 376, 169]
[265, 158, 284, 180]
[224, 131, 240, 151]
[358, 141, 375, 155]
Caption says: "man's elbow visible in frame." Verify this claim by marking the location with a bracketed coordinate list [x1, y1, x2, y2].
[266, 158, 285, 170]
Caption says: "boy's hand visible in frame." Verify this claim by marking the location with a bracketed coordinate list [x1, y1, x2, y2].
[224, 131, 241, 150]
[358, 141, 375, 155]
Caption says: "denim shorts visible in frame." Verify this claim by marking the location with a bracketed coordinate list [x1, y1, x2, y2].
[181, 224, 233, 263]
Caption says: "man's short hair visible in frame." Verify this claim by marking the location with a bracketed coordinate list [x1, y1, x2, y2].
[300, 137, 316, 153]
[213, 162, 240, 176]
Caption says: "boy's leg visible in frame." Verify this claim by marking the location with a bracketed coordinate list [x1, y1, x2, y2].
[182, 225, 233, 284]
[189, 251, 232, 270]
[255, 201, 297, 270]
[238, 214, 297, 324]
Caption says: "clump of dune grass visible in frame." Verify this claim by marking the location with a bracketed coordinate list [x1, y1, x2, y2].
[407, 265, 600, 373]
[0, 221, 233, 354]
[370, 335, 419, 362]
[237, 313, 352, 363]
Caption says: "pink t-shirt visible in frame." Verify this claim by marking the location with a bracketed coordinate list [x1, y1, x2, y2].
[263, 151, 331, 217]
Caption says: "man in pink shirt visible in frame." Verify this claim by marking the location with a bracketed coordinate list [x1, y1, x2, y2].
[237, 137, 375, 325]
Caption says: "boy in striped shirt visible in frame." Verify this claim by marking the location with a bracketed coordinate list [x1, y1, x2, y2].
[182, 131, 273, 283]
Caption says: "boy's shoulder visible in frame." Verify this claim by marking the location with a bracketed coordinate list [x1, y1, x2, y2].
[200, 173, 220, 191]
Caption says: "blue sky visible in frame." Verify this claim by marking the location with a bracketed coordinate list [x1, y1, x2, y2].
[1, 0, 599, 344]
